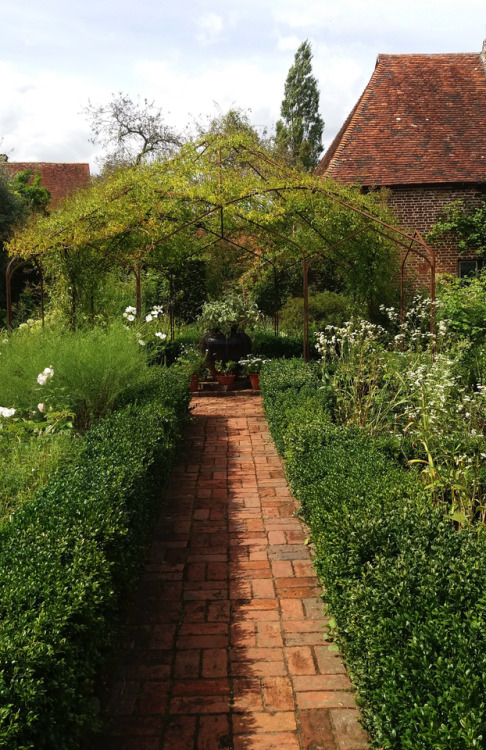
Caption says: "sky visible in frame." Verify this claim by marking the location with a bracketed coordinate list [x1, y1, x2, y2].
[1, 0, 485, 172]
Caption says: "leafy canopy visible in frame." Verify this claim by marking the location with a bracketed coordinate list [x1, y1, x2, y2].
[8, 129, 400, 327]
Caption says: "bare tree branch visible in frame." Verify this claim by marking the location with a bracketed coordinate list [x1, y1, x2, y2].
[84, 92, 182, 169]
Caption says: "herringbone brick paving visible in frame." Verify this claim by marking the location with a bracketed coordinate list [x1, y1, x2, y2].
[94, 394, 368, 749]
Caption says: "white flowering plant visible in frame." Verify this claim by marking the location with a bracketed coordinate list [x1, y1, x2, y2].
[175, 345, 207, 376]
[122, 304, 168, 360]
[316, 295, 486, 526]
[199, 294, 261, 337]
[239, 355, 271, 374]
[0, 364, 73, 437]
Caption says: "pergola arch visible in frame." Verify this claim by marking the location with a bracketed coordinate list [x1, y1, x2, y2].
[6, 133, 435, 357]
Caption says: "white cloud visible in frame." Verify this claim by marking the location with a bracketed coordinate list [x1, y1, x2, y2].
[1, 0, 485, 170]
[277, 35, 302, 53]
[134, 58, 283, 136]
[272, 0, 486, 57]
[196, 12, 224, 46]
[0, 62, 105, 165]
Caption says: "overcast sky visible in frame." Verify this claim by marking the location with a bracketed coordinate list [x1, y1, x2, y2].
[1, 0, 485, 171]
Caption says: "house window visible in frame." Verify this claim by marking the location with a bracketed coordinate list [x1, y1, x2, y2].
[458, 259, 484, 278]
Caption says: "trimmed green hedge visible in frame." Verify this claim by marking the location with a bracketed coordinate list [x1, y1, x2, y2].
[0, 368, 190, 749]
[261, 359, 486, 750]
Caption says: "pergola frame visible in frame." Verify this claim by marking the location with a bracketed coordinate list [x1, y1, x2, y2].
[6, 135, 435, 358]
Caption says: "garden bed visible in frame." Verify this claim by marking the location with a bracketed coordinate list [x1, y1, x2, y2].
[261, 358, 486, 750]
[0, 369, 190, 749]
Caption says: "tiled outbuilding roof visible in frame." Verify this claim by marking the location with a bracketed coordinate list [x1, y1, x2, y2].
[5, 162, 90, 206]
[316, 46, 486, 186]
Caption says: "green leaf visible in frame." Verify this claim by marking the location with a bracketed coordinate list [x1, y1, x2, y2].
[450, 510, 467, 524]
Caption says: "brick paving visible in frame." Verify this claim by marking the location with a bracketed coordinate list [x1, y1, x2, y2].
[95, 394, 369, 750]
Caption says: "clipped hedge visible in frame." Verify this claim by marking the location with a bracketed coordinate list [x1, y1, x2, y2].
[260, 359, 486, 750]
[0, 368, 190, 749]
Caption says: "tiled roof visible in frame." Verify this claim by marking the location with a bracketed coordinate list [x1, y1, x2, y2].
[316, 49, 486, 185]
[5, 162, 90, 206]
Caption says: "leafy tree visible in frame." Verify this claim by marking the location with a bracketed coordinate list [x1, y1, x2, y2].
[10, 170, 50, 215]
[0, 168, 25, 243]
[0, 167, 50, 324]
[85, 92, 182, 170]
[275, 40, 324, 171]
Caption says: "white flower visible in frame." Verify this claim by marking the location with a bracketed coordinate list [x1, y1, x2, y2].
[37, 403, 45, 413]
[138, 339, 146, 346]
[126, 314, 135, 322]
[125, 306, 136, 314]
[0, 407, 16, 418]
[155, 332, 167, 340]
[145, 314, 153, 322]
[37, 366, 54, 385]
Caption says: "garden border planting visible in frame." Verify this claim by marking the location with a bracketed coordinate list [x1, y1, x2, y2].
[0, 370, 190, 749]
[261, 359, 486, 750]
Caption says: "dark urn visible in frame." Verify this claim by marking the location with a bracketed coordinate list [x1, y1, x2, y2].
[201, 328, 252, 377]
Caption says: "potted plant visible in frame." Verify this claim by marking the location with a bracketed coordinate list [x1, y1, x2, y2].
[239, 355, 271, 390]
[214, 359, 237, 388]
[199, 294, 260, 376]
[176, 345, 207, 392]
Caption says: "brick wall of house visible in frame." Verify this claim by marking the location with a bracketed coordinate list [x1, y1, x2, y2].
[387, 184, 484, 283]
[5, 162, 90, 207]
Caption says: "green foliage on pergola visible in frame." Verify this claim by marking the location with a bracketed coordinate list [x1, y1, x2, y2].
[8, 130, 424, 354]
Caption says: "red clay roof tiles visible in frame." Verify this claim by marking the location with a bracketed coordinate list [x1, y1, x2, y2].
[317, 51, 486, 186]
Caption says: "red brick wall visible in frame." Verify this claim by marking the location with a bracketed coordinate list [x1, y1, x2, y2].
[387, 184, 484, 282]
[5, 162, 90, 207]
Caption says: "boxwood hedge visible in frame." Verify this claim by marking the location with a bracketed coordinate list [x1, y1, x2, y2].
[260, 359, 486, 750]
[0, 368, 190, 749]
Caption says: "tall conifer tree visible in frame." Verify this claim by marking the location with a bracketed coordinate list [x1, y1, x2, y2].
[275, 40, 324, 171]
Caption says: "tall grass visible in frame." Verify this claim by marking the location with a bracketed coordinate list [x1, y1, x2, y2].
[0, 323, 152, 430]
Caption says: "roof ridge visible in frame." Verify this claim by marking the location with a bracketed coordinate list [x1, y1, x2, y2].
[376, 51, 479, 59]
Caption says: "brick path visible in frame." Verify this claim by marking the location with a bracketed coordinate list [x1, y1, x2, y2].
[96, 394, 369, 750]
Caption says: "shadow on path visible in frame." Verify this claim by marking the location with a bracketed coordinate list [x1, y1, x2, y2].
[91, 394, 369, 750]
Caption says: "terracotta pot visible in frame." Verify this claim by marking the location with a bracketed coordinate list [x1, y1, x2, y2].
[189, 373, 199, 392]
[249, 372, 260, 390]
[215, 373, 236, 387]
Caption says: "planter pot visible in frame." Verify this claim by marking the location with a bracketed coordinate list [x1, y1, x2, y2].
[189, 373, 199, 392]
[215, 374, 236, 388]
[249, 372, 260, 390]
[201, 329, 251, 377]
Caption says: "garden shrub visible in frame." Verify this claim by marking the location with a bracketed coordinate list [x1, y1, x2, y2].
[261, 359, 486, 749]
[279, 291, 364, 336]
[0, 368, 190, 749]
[252, 331, 310, 360]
